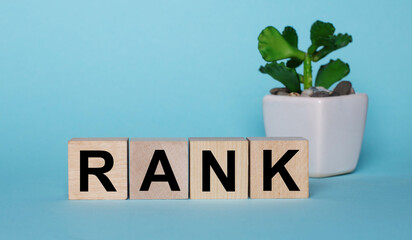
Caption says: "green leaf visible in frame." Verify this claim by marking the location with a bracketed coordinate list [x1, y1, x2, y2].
[310, 20, 335, 49]
[333, 33, 352, 49]
[286, 58, 303, 68]
[315, 59, 350, 89]
[282, 26, 303, 68]
[258, 26, 305, 62]
[308, 20, 352, 61]
[282, 26, 298, 48]
[260, 62, 301, 93]
[312, 33, 352, 61]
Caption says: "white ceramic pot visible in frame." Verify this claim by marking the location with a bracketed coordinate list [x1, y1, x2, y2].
[263, 93, 368, 177]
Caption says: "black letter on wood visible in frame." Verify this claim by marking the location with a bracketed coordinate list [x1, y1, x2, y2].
[202, 150, 235, 192]
[80, 150, 116, 192]
[140, 150, 180, 191]
[263, 150, 300, 191]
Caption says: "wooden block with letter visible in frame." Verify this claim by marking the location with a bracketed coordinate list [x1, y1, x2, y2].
[248, 137, 309, 199]
[129, 138, 188, 199]
[189, 137, 248, 199]
[68, 138, 128, 200]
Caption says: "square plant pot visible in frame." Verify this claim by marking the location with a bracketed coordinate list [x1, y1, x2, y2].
[263, 93, 368, 177]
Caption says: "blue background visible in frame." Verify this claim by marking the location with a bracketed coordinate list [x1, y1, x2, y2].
[1, 0, 411, 239]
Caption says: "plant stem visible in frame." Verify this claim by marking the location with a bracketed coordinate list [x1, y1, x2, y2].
[303, 53, 312, 89]
[294, 50, 306, 62]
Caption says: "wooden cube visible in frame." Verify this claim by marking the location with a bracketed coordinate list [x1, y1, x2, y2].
[129, 138, 188, 199]
[189, 137, 248, 199]
[248, 137, 309, 199]
[68, 138, 128, 200]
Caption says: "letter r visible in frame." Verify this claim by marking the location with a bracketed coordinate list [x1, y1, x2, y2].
[80, 150, 117, 192]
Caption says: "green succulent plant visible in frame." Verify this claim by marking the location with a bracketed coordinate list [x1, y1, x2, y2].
[258, 20, 352, 93]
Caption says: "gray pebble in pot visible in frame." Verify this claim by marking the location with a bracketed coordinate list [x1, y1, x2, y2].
[270, 87, 290, 95]
[331, 81, 352, 96]
[311, 91, 330, 97]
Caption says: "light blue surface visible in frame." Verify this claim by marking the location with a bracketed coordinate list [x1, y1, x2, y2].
[0, 0, 411, 239]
